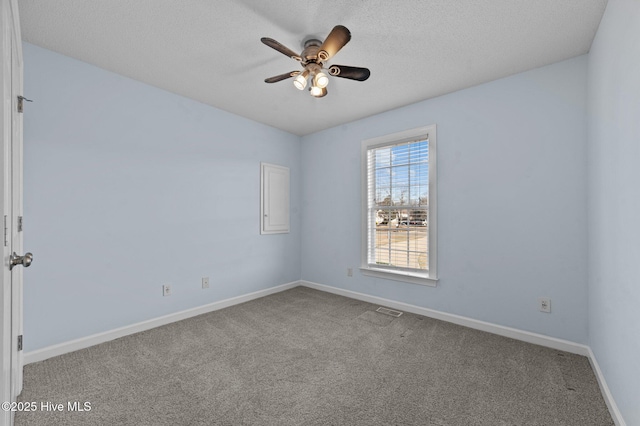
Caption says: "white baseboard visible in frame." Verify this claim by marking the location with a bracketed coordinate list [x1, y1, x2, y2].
[24, 281, 300, 364]
[587, 347, 627, 426]
[300, 280, 590, 356]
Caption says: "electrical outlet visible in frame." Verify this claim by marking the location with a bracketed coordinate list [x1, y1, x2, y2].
[538, 297, 551, 313]
[163, 284, 171, 297]
[202, 277, 210, 289]
[347, 268, 353, 277]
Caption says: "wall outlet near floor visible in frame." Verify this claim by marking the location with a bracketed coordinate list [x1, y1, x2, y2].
[347, 268, 353, 277]
[162, 284, 172, 297]
[202, 277, 210, 289]
[538, 297, 551, 313]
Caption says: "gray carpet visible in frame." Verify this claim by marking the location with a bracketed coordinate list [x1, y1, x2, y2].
[16, 287, 613, 425]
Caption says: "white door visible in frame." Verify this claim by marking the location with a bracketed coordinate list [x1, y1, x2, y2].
[260, 163, 290, 235]
[1, 1, 28, 425]
[9, 0, 25, 401]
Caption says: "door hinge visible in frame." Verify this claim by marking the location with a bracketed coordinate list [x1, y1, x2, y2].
[17, 335, 22, 351]
[18, 216, 23, 232]
[17, 95, 32, 113]
[3, 215, 7, 246]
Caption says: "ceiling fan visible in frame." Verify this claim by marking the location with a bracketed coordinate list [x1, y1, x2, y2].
[261, 25, 370, 98]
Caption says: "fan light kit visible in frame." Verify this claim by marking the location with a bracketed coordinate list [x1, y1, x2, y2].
[261, 25, 370, 98]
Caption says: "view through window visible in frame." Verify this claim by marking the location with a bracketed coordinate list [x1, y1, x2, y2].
[366, 138, 429, 272]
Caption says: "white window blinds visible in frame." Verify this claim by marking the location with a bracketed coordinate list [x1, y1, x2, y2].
[366, 137, 430, 273]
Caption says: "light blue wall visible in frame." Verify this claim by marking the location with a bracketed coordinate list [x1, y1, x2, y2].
[22, 43, 301, 351]
[23, 43, 592, 353]
[301, 56, 589, 343]
[587, 0, 640, 423]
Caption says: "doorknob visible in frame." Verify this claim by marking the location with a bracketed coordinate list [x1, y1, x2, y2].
[10, 252, 33, 270]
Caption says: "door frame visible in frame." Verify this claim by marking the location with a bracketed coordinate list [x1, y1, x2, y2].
[9, 0, 23, 401]
[1, 0, 23, 425]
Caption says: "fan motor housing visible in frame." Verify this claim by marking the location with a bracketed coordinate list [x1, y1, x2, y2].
[301, 38, 322, 65]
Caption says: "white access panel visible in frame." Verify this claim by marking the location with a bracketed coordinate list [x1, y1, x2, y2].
[261, 162, 290, 234]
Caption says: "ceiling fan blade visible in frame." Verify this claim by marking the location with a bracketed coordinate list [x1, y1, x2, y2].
[328, 65, 370, 81]
[318, 25, 351, 62]
[264, 71, 300, 83]
[261, 37, 301, 61]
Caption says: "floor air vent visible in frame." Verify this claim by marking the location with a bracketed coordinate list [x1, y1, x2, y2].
[376, 307, 403, 318]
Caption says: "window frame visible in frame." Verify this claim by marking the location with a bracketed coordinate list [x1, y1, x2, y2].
[360, 125, 438, 286]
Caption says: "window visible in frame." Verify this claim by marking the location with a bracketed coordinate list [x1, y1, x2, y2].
[361, 126, 437, 285]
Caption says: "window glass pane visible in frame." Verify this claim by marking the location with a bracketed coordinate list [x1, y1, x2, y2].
[409, 163, 428, 182]
[368, 137, 430, 273]
[410, 141, 429, 163]
[375, 148, 391, 168]
[409, 185, 420, 205]
[392, 165, 409, 187]
[408, 209, 427, 224]
[375, 168, 390, 187]
[390, 250, 409, 268]
[392, 144, 410, 166]
[391, 186, 409, 205]
[375, 189, 391, 206]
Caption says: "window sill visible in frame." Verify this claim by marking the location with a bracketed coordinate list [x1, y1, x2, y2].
[360, 267, 438, 287]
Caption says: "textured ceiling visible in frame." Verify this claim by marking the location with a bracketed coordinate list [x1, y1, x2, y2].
[18, 0, 607, 136]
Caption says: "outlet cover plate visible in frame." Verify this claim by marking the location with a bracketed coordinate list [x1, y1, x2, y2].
[538, 297, 551, 313]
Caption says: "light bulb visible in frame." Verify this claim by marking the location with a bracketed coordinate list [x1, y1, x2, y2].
[314, 72, 329, 89]
[293, 73, 307, 90]
[310, 86, 327, 98]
